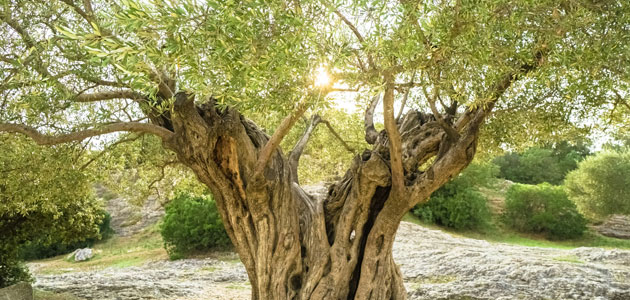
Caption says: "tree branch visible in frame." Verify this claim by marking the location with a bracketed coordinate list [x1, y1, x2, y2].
[253, 98, 310, 177]
[74, 90, 146, 102]
[364, 94, 380, 144]
[0, 122, 174, 145]
[382, 79, 405, 195]
[82, 0, 95, 18]
[333, 9, 376, 69]
[60, 0, 94, 24]
[288, 114, 355, 183]
[423, 87, 460, 141]
[288, 114, 322, 183]
[80, 135, 141, 170]
[330, 87, 359, 92]
[396, 71, 416, 121]
[320, 119, 355, 153]
[333, 10, 365, 43]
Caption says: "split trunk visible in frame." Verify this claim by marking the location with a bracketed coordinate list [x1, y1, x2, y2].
[157, 92, 482, 300]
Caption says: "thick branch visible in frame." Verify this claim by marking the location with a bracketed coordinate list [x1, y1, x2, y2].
[254, 99, 309, 177]
[364, 94, 380, 144]
[74, 90, 145, 102]
[0, 122, 174, 145]
[382, 81, 405, 195]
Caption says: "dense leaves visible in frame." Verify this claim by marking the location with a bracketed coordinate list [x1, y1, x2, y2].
[0, 135, 104, 287]
[503, 183, 586, 240]
[160, 192, 231, 260]
[564, 150, 630, 220]
[19, 211, 114, 261]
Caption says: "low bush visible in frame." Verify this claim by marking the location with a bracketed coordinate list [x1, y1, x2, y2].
[0, 256, 31, 288]
[503, 183, 586, 240]
[564, 150, 630, 219]
[412, 163, 495, 230]
[414, 186, 490, 230]
[160, 192, 231, 259]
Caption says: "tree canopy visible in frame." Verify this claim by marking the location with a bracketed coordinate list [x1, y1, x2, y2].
[1, 0, 628, 147]
[1, 0, 630, 298]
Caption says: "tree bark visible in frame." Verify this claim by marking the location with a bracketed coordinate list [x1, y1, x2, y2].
[156, 91, 490, 300]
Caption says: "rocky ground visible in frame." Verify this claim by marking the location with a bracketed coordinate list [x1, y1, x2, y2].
[30, 221, 630, 300]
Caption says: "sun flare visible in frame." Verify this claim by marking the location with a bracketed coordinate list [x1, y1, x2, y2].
[314, 66, 331, 87]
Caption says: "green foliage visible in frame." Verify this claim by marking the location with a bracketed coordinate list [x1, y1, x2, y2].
[412, 162, 496, 229]
[564, 150, 630, 219]
[20, 211, 114, 261]
[0, 135, 103, 287]
[493, 141, 590, 185]
[0, 256, 31, 288]
[161, 192, 231, 259]
[1, 0, 629, 147]
[503, 183, 586, 240]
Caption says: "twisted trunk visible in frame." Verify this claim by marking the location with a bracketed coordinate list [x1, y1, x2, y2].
[156, 92, 486, 300]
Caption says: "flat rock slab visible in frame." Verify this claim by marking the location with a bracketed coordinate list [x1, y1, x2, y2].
[593, 215, 630, 239]
[30, 222, 630, 300]
[0, 282, 33, 300]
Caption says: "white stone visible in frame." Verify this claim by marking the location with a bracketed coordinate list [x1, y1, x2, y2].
[74, 248, 93, 262]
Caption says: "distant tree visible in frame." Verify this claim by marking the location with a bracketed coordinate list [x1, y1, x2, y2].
[494, 141, 590, 185]
[565, 150, 630, 220]
[1, 1, 629, 298]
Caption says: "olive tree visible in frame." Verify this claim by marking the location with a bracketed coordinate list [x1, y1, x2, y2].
[1, 0, 629, 299]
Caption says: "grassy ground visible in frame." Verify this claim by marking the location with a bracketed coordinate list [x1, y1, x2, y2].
[402, 213, 630, 250]
[31, 224, 167, 275]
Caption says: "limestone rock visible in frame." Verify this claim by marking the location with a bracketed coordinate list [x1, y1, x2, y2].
[29, 221, 630, 300]
[0, 282, 33, 300]
[74, 248, 93, 262]
[593, 214, 630, 239]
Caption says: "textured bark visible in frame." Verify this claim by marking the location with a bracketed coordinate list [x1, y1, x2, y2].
[150, 90, 491, 300]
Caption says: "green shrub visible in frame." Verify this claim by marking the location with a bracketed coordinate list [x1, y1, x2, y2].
[414, 186, 490, 229]
[564, 150, 630, 219]
[19, 211, 114, 261]
[0, 256, 31, 288]
[160, 192, 231, 259]
[412, 162, 495, 229]
[503, 183, 586, 239]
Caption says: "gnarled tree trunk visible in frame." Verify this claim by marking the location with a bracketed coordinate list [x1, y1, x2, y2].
[155, 90, 491, 300]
